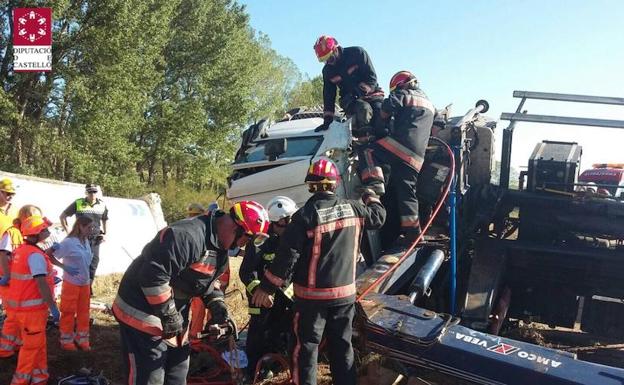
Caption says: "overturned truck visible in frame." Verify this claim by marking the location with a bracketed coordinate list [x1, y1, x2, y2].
[227, 91, 624, 384]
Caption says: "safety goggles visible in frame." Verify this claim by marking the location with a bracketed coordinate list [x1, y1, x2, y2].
[235, 225, 269, 247]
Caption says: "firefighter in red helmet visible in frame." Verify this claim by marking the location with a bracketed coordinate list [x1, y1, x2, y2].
[252, 158, 386, 385]
[113, 201, 269, 385]
[358, 70, 435, 250]
[313, 35, 384, 136]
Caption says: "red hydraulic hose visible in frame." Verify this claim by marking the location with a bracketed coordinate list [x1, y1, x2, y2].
[356, 138, 456, 302]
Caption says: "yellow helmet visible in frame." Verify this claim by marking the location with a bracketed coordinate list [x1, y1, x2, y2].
[0, 178, 16, 194]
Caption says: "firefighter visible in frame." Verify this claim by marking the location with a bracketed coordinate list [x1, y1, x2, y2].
[313, 35, 384, 135]
[187, 201, 231, 346]
[358, 70, 434, 249]
[252, 158, 386, 385]
[5, 215, 60, 385]
[112, 201, 270, 385]
[240, 195, 298, 379]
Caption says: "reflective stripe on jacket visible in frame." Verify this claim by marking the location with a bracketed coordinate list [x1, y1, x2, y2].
[377, 88, 434, 171]
[6, 244, 53, 311]
[260, 192, 385, 307]
[114, 212, 228, 335]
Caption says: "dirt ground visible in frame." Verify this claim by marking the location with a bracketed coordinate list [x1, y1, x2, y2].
[0, 258, 523, 385]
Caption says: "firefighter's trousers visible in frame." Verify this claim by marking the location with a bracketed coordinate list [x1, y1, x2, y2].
[291, 302, 356, 385]
[359, 140, 422, 238]
[10, 310, 49, 385]
[246, 294, 292, 377]
[119, 322, 190, 385]
[59, 281, 91, 350]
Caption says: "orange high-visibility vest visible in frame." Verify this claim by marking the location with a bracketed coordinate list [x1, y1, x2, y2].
[6, 244, 53, 312]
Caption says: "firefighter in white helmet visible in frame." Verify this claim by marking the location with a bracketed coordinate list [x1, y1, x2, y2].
[239, 196, 298, 380]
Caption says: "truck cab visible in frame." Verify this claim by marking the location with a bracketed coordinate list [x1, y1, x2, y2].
[226, 110, 361, 208]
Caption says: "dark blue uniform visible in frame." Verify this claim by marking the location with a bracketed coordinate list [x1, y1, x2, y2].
[259, 192, 385, 385]
[360, 87, 435, 241]
[239, 232, 293, 377]
[113, 212, 229, 385]
[321, 46, 384, 132]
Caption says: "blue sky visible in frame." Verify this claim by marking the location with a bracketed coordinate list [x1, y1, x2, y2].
[240, 0, 624, 169]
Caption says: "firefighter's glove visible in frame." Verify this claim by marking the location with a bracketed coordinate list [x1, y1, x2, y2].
[361, 187, 383, 202]
[161, 312, 184, 339]
[314, 121, 330, 132]
[0, 275, 9, 286]
[206, 298, 229, 326]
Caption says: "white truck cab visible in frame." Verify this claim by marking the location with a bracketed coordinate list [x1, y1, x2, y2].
[226, 111, 362, 207]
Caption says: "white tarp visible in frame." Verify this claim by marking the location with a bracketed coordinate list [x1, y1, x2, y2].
[0, 170, 166, 276]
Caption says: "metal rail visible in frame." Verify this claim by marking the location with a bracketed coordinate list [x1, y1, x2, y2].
[499, 91, 624, 188]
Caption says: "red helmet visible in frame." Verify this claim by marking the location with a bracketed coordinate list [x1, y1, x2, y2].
[389, 70, 417, 92]
[230, 201, 270, 245]
[314, 35, 338, 62]
[305, 158, 339, 185]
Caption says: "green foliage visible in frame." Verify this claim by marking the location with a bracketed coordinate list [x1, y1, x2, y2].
[154, 180, 222, 223]
[287, 75, 324, 110]
[0, 0, 306, 204]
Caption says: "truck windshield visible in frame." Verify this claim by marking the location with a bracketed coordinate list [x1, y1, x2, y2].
[235, 136, 324, 164]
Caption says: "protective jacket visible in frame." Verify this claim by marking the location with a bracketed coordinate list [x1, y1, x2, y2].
[260, 192, 385, 307]
[240, 232, 279, 294]
[6, 244, 53, 312]
[322, 46, 383, 125]
[375, 87, 435, 173]
[240, 231, 292, 314]
[112, 211, 229, 337]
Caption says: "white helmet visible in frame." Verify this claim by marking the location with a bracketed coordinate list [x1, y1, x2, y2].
[267, 196, 298, 222]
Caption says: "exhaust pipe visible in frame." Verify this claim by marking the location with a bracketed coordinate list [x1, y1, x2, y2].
[408, 249, 445, 304]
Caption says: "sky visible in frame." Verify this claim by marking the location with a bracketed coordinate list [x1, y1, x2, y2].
[239, 0, 624, 170]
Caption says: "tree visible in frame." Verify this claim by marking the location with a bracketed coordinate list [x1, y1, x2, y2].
[0, 0, 302, 200]
[287, 75, 324, 110]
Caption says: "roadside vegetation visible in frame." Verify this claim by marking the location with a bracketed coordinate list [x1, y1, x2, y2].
[0, 0, 322, 221]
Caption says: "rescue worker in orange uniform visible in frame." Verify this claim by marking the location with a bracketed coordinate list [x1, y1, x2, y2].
[55, 216, 95, 351]
[0, 179, 19, 358]
[252, 159, 386, 385]
[0, 178, 18, 295]
[113, 201, 269, 385]
[0, 205, 44, 358]
[5, 215, 60, 385]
